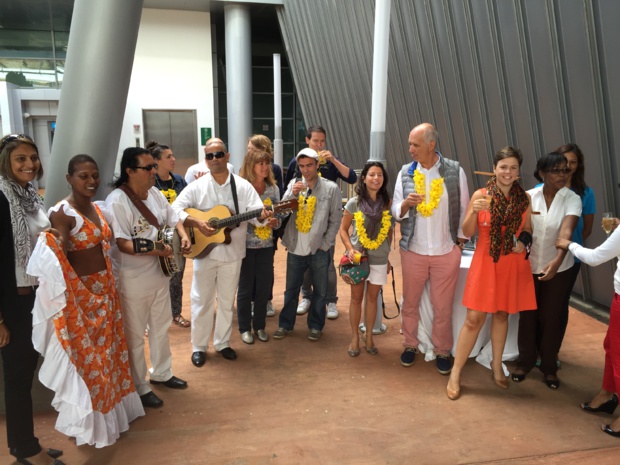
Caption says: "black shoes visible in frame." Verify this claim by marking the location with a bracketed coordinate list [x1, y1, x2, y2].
[48, 449, 63, 459]
[150, 375, 188, 389]
[192, 351, 206, 367]
[582, 394, 619, 414]
[601, 424, 620, 437]
[217, 347, 237, 360]
[140, 391, 164, 408]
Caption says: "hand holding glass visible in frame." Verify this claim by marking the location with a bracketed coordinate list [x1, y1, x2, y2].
[482, 189, 492, 226]
[602, 212, 614, 236]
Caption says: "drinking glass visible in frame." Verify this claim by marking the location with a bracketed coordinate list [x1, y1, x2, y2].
[602, 212, 614, 236]
[482, 189, 492, 226]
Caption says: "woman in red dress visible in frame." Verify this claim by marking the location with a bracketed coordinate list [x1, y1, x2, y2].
[447, 147, 536, 400]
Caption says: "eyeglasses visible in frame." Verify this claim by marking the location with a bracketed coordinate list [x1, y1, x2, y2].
[205, 151, 226, 160]
[0, 133, 34, 152]
[546, 168, 571, 175]
[134, 163, 158, 171]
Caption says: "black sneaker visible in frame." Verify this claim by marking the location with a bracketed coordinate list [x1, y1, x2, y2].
[436, 354, 452, 375]
[400, 347, 417, 367]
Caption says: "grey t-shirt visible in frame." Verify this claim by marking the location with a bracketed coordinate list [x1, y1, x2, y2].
[344, 197, 392, 265]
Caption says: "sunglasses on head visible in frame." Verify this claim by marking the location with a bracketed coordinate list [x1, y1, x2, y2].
[0, 133, 34, 152]
[546, 168, 571, 175]
[134, 163, 158, 171]
[205, 151, 226, 160]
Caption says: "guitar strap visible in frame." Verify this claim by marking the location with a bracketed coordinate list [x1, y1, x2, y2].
[119, 184, 162, 230]
[229, 174, 240, 226]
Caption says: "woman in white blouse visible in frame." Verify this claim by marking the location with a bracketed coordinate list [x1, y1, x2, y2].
[557, 216, 620, 437]
[511, 152, 581, 389]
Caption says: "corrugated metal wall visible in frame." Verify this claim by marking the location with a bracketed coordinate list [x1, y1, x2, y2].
[278, 0, 620, 308]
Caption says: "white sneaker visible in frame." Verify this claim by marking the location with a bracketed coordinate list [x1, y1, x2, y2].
[266, 301, 275, 317]
[297, 298, 311, 315]
[326, 303, 339, 319]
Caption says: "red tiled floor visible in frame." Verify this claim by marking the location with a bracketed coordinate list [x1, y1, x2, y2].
[2, 231, 620, 464]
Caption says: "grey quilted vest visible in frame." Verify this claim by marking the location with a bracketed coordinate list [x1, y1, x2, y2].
[398, 153, 461, 251]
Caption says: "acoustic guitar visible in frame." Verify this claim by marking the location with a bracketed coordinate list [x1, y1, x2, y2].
[183, 198, 298, 258]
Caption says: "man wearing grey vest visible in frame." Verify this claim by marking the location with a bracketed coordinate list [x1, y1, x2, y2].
[391, 123, 469, 375]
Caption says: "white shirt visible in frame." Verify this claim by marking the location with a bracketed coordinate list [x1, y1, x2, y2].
[105, 186, 179, 293]
[528, 185, 582, 274]
[391, 159, 469, 256]
[184, 161, 235, 184]
[172, 172, 264, 262]
[569, 227, 620, 294]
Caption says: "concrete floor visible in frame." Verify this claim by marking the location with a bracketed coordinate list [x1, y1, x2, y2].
[2, 236, 620, 464]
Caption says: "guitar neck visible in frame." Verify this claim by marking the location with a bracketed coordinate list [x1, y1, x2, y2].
[212, 206, 268, 229]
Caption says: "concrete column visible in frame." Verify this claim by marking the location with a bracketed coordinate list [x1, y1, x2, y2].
[225, 4, 252, 169]
[44, 0, 144, 208]
[273, 53, 283, 168]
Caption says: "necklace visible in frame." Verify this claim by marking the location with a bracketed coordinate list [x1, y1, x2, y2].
[254, 197, 273, 240]
[295, 194, 317, 233]
[413, 170, 444, 217]
[354, 210, 391, 250]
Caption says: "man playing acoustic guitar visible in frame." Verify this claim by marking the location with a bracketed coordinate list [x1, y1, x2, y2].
[172, 140, 273, 367]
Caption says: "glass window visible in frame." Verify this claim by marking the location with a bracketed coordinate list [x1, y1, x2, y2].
[253, 94, 274, 117]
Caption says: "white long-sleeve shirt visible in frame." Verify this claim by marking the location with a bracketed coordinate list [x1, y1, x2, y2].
[569, 227, 620, 294]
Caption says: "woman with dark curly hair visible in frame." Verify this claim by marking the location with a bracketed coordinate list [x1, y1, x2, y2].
[339, 162, 392, 357]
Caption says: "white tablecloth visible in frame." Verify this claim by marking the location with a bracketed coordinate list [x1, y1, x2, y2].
[416, 249, 520, 372]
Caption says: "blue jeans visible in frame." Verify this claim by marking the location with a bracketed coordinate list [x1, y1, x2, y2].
[279, 249, 329, 331]
[301, 245, 338, 304]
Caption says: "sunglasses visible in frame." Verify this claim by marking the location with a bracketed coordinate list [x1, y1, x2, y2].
[546, 168, 571, 175]
[0, 133, 34, 152]
[205, 151, 226, 160]
[134, 163, 158, 171]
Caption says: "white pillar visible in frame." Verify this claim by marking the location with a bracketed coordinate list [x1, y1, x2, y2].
[44, 0, 144, 208]
[225, 4, 252, 169]
[273, 53, 283, 167]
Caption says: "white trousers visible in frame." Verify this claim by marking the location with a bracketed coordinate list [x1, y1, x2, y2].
[191, 258, 242, 352]
[119, 286, 174, 395]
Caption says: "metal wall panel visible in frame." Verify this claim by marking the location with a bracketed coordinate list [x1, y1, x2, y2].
[278, 0, 618, 308]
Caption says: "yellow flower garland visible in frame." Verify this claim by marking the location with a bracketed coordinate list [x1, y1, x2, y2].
[254, 198, 273, 240]
[354, 210, 391, 250]
[295, 194, 317, 233]
[413, 170, 444, 217]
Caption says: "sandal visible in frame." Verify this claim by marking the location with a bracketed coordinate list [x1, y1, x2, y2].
[173, 315, 191, 328]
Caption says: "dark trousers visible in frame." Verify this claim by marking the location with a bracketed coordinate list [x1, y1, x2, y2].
[558, 261, 581, 346]
[517, 269, 573, 376]
[1, 293, 42, 459]
[237, 247, 274, 332]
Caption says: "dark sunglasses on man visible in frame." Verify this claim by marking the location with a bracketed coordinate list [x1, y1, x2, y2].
[205, 151, 226, 160]
[134, 163, 158, 171]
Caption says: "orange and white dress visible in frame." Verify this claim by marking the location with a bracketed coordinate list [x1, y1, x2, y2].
[27, 201, 144, 448]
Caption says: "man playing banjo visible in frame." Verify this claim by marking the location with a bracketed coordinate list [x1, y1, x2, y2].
[172, 139, 273, 367]
[105, 146, 191, 409]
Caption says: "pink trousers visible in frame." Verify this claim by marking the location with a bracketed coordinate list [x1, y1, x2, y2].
[400, 245, 461, 355]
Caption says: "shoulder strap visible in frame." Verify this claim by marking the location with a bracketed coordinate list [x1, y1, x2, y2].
[118, 184, 161, 229]
[229, 174, 240, 225]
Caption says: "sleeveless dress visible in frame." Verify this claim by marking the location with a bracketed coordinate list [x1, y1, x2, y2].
[462, 191, 536, 314]
[28, 201, 144, 447]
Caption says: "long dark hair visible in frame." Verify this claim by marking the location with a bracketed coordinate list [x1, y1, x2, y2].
[113, 147, 150, 188]
[554, 143, 587, 197]
[355, 161, 390, 207]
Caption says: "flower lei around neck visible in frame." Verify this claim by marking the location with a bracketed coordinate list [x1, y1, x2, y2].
[254, 197, 273, 240]
[413, 170, 444, 217]
[296, 193, 317, 233]
[354, 210, 391, 250]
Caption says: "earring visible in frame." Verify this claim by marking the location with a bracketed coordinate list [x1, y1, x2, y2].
[68, 184, 72, 189]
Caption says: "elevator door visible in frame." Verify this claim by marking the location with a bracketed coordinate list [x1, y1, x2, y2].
[143, 110, 198, 178]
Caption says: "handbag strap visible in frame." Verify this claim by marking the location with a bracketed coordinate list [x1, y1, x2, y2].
[229, 174, 240, 226]
[381, 264, 401, 319]
[119, 184, 161, 229]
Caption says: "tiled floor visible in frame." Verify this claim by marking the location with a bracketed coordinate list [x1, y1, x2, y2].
[2, 236, 620, 464]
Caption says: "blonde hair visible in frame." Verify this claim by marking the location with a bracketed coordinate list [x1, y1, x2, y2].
[248, 134, 273, 159]
[239, 149, 275, 186]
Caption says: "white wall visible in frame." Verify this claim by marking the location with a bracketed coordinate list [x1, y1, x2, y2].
[118, 8, 214, 167]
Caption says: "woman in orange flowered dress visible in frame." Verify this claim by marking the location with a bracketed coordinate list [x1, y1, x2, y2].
[28, 155, 143, 447]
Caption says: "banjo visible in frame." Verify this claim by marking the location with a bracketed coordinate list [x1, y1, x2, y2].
[132, 226, 184, 277]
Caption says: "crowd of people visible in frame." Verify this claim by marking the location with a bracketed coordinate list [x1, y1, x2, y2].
[1, 121, 619, 462]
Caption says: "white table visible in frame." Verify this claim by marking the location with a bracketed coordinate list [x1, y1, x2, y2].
[416, 249, 520, 372]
